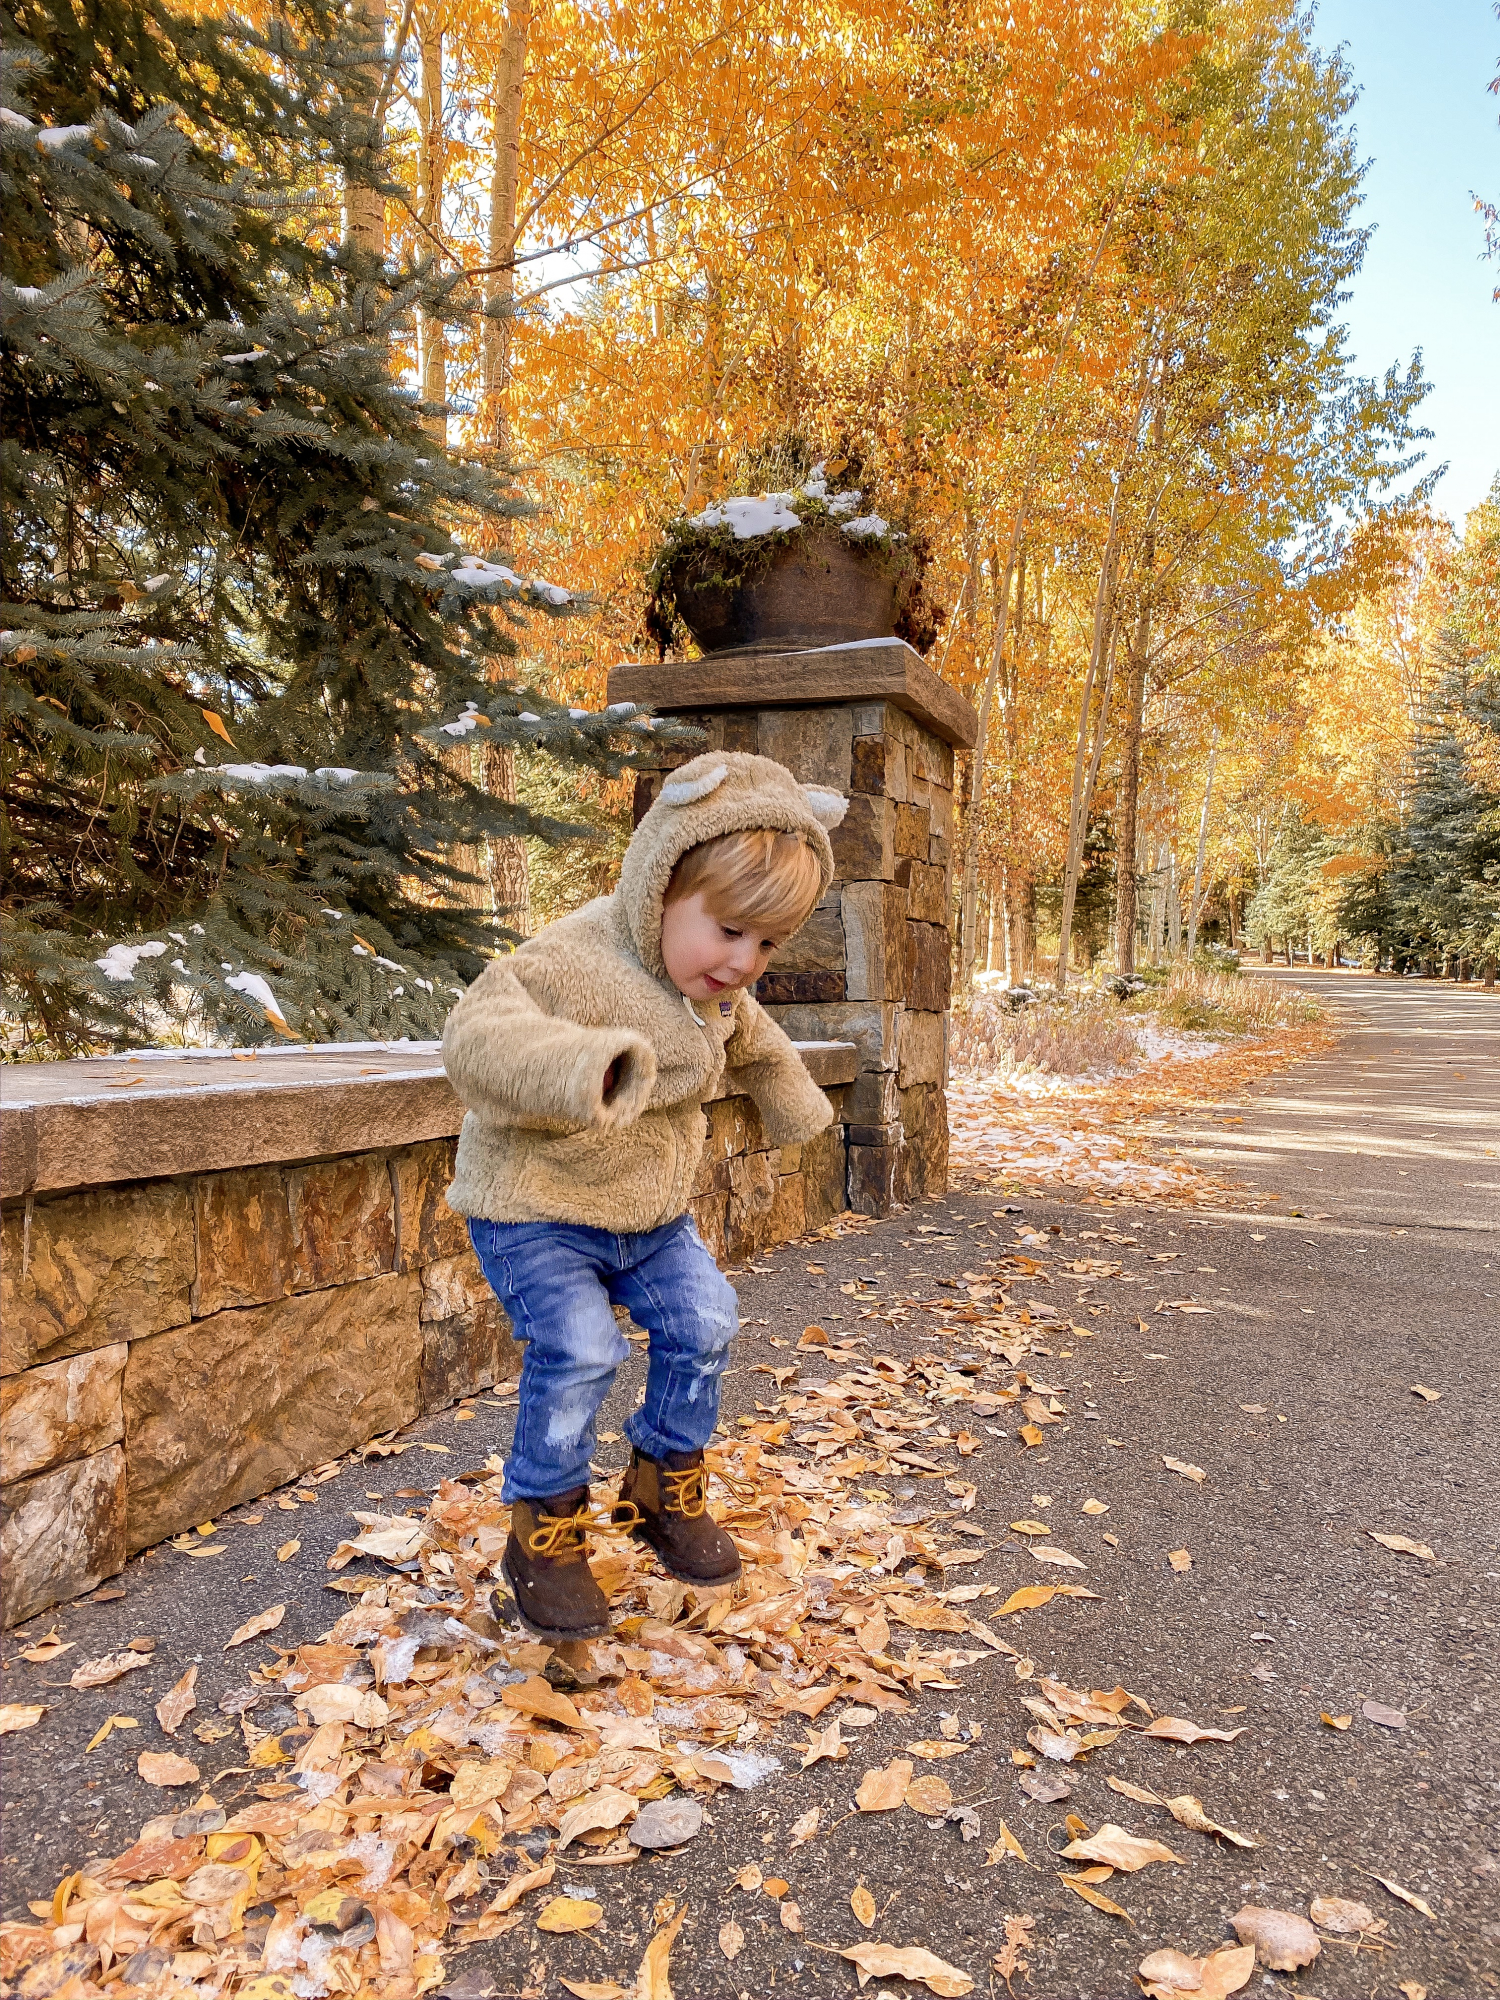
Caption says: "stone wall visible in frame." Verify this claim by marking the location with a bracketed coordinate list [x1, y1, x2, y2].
[0, 1043, 853, 1626]
[634, 697, 955, 1212]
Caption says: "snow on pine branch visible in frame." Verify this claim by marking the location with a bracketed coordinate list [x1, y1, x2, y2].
[413, 549, 573, 606]
[428, 698, 655, 741]
[683, 464, 899, 542]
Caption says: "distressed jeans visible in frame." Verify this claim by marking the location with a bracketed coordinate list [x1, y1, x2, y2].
[466, 1212, 740, 1503]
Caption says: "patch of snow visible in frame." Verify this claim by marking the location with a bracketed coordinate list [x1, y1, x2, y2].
[225, 969, 287, 1024]
[687, 495, 802, 539]
[713, 1747, 782, 1788]
[95, 941, 167, 982]
[1, 109, 36, 131]
[222, 349, 268, 364]
[145, 573, 173, 590]
[840, 513, 891, 538]
[352, 944, 371, 956]
[11, 286, 43, 302]
[568, 707, 588, 718]
[321, 909, 343, 919]
[606, 701, 637, 716]
[414, 977, 433, 993]
[374, 956, 405, 973]
[1131, 1021, 1224, 1065]
[517, 711, 540, 722]
[172, 959, 188, 974]
[35, 123, 91, 149]
[216, 762, 309, 782]
[825, 489, 863, 517]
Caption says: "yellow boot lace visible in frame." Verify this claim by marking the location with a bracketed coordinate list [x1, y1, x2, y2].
[661, 1464, 707, 1518]
[525, 1500, 641, 1558]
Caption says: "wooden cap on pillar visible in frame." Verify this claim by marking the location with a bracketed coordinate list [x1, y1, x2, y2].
[607, 638, 978, 750]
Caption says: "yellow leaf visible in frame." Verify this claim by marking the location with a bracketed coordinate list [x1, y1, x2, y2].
[201, 709, 236, 746]
[1060, 1875, 1132, 1920]
[1321, 1712, 1352, 1730]
[718, 1921, 744, 1961]
[1162, 1457, 1206, 1483]
[225, 1603, 286, 1649]
[634, 1903, 687, 2000]
[1365, 1873, 1437, 1920]
[1367, 1530, 1435, 1560]
[838, 1941, 974, 1996]
[137, 1749, 200, 1787]
[851, 1884, 877, 1927]
[1168, 1548, 1193, 1572]
[855, 1759, 912, 1811]
[0, 1704, 48, 1734]
[85, 1713, 139, 1752]
[984, 1821, 1028, 1867]
[536, 1896, 603, 1934]
[276, 1539, 301, 1563]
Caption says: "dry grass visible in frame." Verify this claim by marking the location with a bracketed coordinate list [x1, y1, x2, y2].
[951, 966, 1321, 1082]
[1126, 966, 1322, 1036]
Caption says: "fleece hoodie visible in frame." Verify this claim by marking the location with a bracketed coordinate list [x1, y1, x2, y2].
[442, 750, 849, 1232]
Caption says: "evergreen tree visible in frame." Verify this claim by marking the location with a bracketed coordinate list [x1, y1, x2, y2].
[1, 0, 678, 1053]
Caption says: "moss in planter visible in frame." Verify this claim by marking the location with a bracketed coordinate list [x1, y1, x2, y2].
[644, 469, 944, 658]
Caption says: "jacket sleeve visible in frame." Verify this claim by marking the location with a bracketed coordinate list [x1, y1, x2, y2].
[723, 991, 835, 1146]
[442, 957, 657, 1133]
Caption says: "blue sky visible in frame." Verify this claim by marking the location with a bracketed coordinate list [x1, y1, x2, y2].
[1312, 0, 1499, 527]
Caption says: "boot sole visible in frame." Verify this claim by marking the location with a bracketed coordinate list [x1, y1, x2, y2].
[627, 1522, 742, 1588]
[499, 1555, 612, 1644]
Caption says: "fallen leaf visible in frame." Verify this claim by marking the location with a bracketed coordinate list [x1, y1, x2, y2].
[718, 1921, 744, 1961]
[634, 1902, 686, 2000]
[851, 1885, 877, 1927]
[300, 1684, 389, 1728]
[276, 1539, 301, 1563]
[1030, 1546, 1086, 1569]
[761, 1878, 789, 1899]
[138, 1750, 200, 1788]
[984, 1822, 1029, 1868]
[500, 1676, 586, 1730]
[1019, 1767, 1072, 1804]
[1231, 1906, 1321, 1971]
[1367, 1530, 1435, 1560]
[1060, 1824, 1183, 1872]
[1409, 1385, 1440, 1402]
[1010, 1519, 1051, 1536]
[556, 1785, 637, 1849]
[560, 1983, 628, 2000]
[734, 1864, 763, 1892]
[1141, 1716, 1245, 1744]
[780, 1901, 803, 1933]
[1104, 1777, 1256, 1848]
[69, 1650, 151, 1690]
[856, 1759, 913, 1811]
[801, 1718, 846, 1768]
[1081, 1499, 1109, 1515]
[993, 1583, 1097, 1616]
[1138, 1944, 1254, 2000]
[18, 1633, 74, 1664]
[1364, 1873, 1436, 1920]
[1059, 1876, 1131, 1920]
[1167, 1549, 1193, 1572]
[536, 1896, 603, 1934]
[837, 1941, 974, 1995]
[1398, 1984, 1428, 2000]
[0, 1704, 47, 1733]
[1162, 1457, 1206, 1483]
[789, 1806, 820, 1846]
[1018, 1424, 1044, 1447]
[630, 1795, 703, 1850]
[84, 1713, 139, 1752]
[487, 1860, 555, 1913]
[225, 1604, 286, 1650]
[1321, 1712, 1352, 1730]
[1309, 1895, 1377, 1933]
[906, 1739, 970, 1760]
[1360, 1699, 1406, 1730]
[993, 1914, 1035, 1994]
[155, 1666, 198, 1737]
[905, 1774, 954, 1815]
[1027, 1725, 1082, 1762]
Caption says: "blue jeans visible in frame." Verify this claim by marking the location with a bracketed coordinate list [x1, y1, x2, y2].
[466, 1213, 740, 1502]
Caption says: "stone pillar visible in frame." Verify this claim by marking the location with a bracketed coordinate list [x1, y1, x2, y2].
[608, 640, 978, 1215]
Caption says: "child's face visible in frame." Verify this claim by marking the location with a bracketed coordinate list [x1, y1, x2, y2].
[660, 888, 785, 1001]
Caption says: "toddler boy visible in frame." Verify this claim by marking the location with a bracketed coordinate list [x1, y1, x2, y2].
[443, 751, 847, 1639]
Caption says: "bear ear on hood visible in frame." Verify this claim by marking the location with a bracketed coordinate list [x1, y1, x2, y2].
[659, 762, 729, 807]
[801, 786, 848, 829]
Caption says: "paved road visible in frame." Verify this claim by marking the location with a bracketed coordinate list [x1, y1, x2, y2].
[2, 973, 1496, 1998]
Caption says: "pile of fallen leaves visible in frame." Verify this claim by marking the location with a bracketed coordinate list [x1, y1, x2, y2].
[947, 1019, 1335, 1208]
[1, 1216, 1428, 2000]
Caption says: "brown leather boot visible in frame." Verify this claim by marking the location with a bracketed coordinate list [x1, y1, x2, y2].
[501, 1488, 611, 1642]
[614, 1449, 742, 1586]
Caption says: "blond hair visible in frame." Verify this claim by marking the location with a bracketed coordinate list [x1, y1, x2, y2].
[664, 828, 823, 938]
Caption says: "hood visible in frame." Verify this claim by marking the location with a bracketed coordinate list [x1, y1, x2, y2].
[617, 749, 847, 980]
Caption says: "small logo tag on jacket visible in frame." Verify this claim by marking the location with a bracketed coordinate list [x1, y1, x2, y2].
[719, 998, 734, 1016]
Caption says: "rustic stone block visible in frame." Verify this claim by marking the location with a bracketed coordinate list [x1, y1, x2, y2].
[851, 702, 887, 737]
[769, 1173, 807, 1244]
[1, 1345, 126, 1486]
[1, 1182, 194, 1376]
[899, 1009, 947, 1087]
[420, 1249, 494, 1323]
[830, 794, 895, 882]
[123, 1273, 423, 1549]
[928, 832, 951, 868]
[1, 1445, 126, 1627]
[847, 1122, 902, 1148]
[800, 1124, 848, 1230]
[844, 1067, 901, 1126]
[766, 896, 845, 976]
[849, 734, 886, 795]
[756, 706, 853, 790]
[766, 1002, 899, 1072]
[929, 783, 954, 839]
[193, 1166, 295, 1315]
[894, 803, 930, 859]
[725, 1151, 778, 1261]
[907, 859, 949, 925]
[907, 923, 953, 1012]
[898, 1085, 950, 1202]
[721, 712, 758, 753]
[286, 1153, 395, 1292]
[421, 1298, 518, 1412]
[848, 1144, 899, 1216]
[843, 881, 910, 1002]
[396, 1141, 468, 1270]
[756, 969, 845, 1004]
[690, 1193, 729, 1263]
